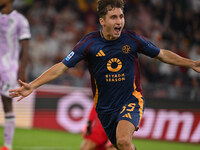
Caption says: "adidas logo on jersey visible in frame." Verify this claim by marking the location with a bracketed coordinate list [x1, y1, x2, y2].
[122, 113, 132, 119]
[96, 50, 105, 57]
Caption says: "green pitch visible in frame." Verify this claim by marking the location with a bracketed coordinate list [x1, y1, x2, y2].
[0, 127, 199, 150]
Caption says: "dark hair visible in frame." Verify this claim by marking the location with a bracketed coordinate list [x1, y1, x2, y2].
[97, 0, 124, 18]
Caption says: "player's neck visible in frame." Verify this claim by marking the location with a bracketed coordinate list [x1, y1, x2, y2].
[101, 29, 118, 41]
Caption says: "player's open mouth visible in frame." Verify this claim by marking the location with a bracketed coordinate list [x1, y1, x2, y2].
[114, 27, 121, 33]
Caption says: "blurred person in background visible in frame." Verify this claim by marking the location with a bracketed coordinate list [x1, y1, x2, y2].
[81, 104, 116, 150]
[9, 0, 200, 149]
[0, 0, 31, 150]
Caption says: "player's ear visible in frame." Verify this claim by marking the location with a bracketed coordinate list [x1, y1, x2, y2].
[99, 17, 104, 26]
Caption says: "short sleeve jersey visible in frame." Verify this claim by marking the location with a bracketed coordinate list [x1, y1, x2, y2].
[62, 30, 160, 114]
[0, 10, 31, 73]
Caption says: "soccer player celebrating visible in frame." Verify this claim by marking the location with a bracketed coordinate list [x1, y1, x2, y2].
[0, 0, 31, 150]
[9, 0, 200, 150]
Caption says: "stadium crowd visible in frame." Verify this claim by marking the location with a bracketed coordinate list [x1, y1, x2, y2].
[14, 0, 200, 101]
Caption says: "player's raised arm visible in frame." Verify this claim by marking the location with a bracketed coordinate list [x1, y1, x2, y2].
[155, 49, 200, 73]
[9, 62, 68, 101]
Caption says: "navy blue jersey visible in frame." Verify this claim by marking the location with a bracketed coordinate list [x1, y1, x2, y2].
[62, 30, 160, 114]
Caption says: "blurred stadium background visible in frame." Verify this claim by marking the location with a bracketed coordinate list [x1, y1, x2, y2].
[0, 0, 200, 149]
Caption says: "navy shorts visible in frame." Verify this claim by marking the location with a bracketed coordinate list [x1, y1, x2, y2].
[98, 96, 145, 145]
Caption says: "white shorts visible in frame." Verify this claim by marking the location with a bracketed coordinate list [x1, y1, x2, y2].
[0, 71, 17, 97]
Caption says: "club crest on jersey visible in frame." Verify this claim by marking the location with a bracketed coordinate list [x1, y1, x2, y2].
[122, 45, 131, 54]
[65, 51, 74, 61]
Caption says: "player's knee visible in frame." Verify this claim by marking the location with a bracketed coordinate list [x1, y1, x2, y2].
[117, 136, 132, 149]
[80, 144, 90, 150]
[80, 140, 96, 150]
[80, 143, 90, 150]
[80, 146, 95, 150]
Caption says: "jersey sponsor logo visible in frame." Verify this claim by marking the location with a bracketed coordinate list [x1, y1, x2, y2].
[65, 51, 75, 61]
[122, 45, 131, 54]
[107, 58, 122, 72]
[105, 58, 125, 82]
[96, 50, 105, 57]
[105, 73, 125, 82]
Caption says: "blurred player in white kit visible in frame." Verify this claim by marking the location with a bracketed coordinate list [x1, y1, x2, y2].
[0, 0, 31, 149]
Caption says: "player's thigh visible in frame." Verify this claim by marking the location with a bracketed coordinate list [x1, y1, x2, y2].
[116, 120, 135, 141]
[80, 139, 96, 150]
[0, 71, 17, 97]
[0, 72, 16, 112]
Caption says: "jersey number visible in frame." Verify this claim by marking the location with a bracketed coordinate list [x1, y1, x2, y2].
[120, 103, 136, 114]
